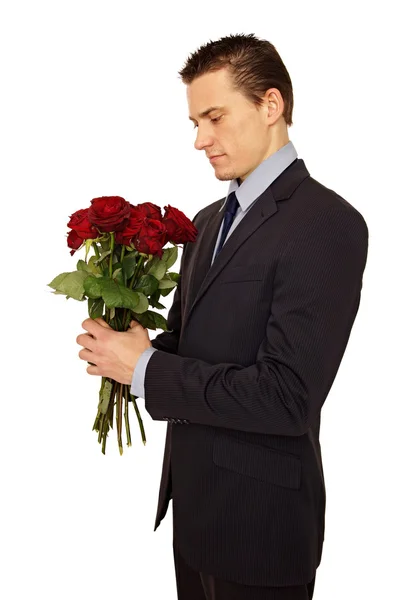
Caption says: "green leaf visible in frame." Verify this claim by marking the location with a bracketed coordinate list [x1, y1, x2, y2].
[148, 288, 162, 308]
[87, 255, 103, 275]
[159, 286, 177, 297]
[161, 245, 178, 269]
[99, 237, 111, 252]
[112, 267, 124, 286]
[77, 258, 103, 276]
[167, 271, 180, 283]
[152, 311, 170, 330]
[88, 297, 104, 319]
[134, 310, 169, 331]
[146, 256, 167, 280]
[152, 300, 166, 309]
[48, 270, 89, 300]
[83, 275, 104, 299]
[77, 259, 91, 272]
[48, 272, 70, 290]
[158, 276, 178, 290]
[101, 279, 140, 311]
[94, 249, 112, 266]
[133, 273, 159, 296]
[122, 253, 137, 279]
[131, 292, 149, 314]
[60, 271, 90, 300]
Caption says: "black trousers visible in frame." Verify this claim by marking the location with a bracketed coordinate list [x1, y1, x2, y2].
[173, 539, 316, 600]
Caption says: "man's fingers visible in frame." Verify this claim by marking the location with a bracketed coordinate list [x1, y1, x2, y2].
[94, 317, 112, 329]
[76, 332, 96, 349]
[129, 319, 142, 328]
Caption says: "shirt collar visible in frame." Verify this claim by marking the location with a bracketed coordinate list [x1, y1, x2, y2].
[219, 140, 298, 213]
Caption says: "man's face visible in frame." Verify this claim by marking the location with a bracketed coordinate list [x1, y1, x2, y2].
[187, 68, 272, 183]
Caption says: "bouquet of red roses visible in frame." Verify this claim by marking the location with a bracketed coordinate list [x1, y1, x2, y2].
[48, 196, 197, 455]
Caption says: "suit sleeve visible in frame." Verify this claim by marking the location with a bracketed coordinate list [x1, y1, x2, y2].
[143, 206, 369, 436]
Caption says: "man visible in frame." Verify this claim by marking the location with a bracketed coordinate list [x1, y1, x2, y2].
[77, 34, 369, 599]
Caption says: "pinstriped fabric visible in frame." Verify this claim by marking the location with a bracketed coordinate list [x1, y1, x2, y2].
[173, 537, 316, 599]
[212, 432, 301, 489]
[146, 205, 368, 434]
[145, 158, 369, 588]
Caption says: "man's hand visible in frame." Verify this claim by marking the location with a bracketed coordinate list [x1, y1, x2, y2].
[76, 317, 152, 385]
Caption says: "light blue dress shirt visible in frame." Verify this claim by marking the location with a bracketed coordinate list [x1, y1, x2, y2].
[130, 140, 298, 399]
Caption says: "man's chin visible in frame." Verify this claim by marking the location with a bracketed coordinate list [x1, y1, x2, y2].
[214, 170, 235, 181]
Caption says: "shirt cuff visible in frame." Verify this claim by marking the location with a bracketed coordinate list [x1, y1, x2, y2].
[130, 346, 158, 399]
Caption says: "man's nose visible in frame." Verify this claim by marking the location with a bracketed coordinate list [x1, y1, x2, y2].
[194, 129, 213, 151]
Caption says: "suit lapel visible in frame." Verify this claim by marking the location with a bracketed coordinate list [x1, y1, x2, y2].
[182, 158, 310, 333]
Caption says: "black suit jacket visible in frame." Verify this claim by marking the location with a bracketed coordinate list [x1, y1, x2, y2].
[145, 158, 369, 587]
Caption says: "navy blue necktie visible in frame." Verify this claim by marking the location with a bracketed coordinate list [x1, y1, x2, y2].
[215, 191, 239, 258]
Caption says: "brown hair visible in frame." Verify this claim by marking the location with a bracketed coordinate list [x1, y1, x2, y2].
[178, 33, 294, 126]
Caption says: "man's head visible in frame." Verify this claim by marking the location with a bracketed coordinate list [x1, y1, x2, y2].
[179, 33, 294, 183]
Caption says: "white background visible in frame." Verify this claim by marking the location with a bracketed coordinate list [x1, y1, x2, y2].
[1, 1, 399, 598]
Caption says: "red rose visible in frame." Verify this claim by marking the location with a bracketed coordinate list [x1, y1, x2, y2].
[87, 196, 131, 233]
[162, 205, 198, 243]
[134, 202, 163, 221]
[131, 218, 167, 258]
[114, 205, 144, 246]
[67, 208, 98, 240]
[114, 203, 163, 246]
[67, 229, 84, 256]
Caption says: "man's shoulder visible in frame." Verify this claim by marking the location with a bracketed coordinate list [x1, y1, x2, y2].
[192, 197, 225, 225]
[299, 174, 368, 234]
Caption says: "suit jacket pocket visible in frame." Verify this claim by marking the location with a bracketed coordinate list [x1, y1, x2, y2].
[212, 433, 301, 490]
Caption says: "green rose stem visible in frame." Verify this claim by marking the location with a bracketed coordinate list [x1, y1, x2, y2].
[123, 385, 132, 447]
[103, 235, 129, 455]
[92, 241, 101, 259]
[116, 380, 124, 455]
[129, 254, 145, 290]
[121, 254, 148, 446]
[120, 244, 126, 264]
[126, 385, 146, 445]
[91, 239, 148, 453]
[109, 232, 115, 278]
[122, 253, 146, 330]
[92, 376, 107, 432]
[92, 241, 105, 274]
[92, 378, 118, 455]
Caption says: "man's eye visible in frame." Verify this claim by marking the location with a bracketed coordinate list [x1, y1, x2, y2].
[192, 116, 222, 129]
